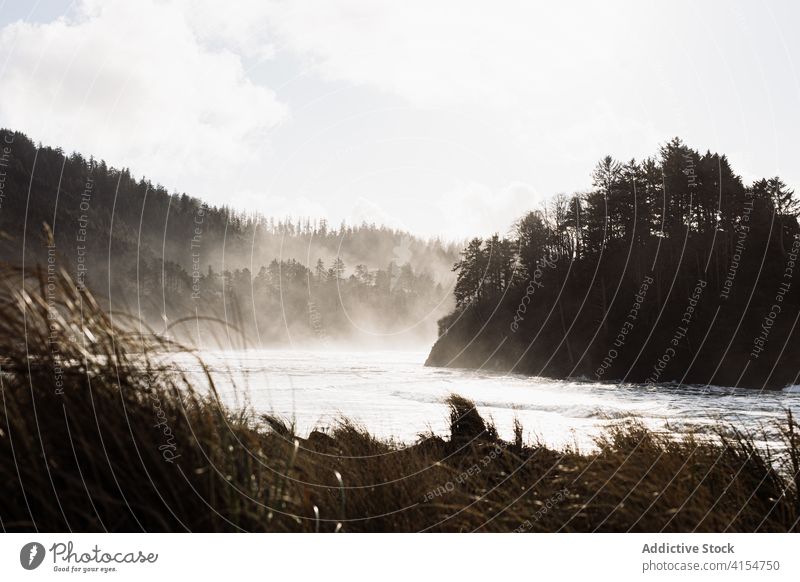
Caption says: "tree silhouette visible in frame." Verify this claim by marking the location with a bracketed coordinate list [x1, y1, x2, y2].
[430, 138, 800, 390]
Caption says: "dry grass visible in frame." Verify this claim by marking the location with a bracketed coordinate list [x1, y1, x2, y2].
[0, 265, 798, 532]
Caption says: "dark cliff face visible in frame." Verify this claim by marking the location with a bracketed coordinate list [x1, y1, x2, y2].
[426, 141, 800, 391]
[426, 273, 799, 391]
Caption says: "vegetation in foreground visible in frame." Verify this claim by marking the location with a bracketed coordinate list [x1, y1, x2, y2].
[1, 267, 799, 533]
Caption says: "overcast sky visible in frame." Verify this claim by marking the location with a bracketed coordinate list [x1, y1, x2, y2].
[1, 0, 799, 240]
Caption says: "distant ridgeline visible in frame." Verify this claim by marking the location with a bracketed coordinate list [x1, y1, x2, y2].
[0, 129, 457, 345]
[427, 138, 800, 390]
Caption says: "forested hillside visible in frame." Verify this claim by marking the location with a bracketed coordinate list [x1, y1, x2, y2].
[0, 129, 457, 346]
[427, 138, 800, 390]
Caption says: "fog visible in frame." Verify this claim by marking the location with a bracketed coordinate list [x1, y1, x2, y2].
[0, 130, 461, 350]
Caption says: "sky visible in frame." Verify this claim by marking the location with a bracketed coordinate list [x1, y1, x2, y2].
[1, 0, 799, 240]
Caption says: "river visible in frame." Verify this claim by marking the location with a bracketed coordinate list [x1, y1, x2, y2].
[166, 349, 800, 451]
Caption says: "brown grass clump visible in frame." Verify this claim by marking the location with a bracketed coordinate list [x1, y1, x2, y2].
[0, 265, 798, 532]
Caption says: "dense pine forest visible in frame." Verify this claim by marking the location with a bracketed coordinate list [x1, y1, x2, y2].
[0, 129, 457, 345]
[427, 138, 800, 390]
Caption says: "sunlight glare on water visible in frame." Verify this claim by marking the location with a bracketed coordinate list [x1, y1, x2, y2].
[165, 349, 800, 451]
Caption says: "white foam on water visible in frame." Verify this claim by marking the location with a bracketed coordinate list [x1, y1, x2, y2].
[165, 349, 800, 451]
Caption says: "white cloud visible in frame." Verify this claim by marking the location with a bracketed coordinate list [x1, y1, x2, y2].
[169, 0, 277, 61]
[253, 1, 632, 111]
[236, 190, 327, 221]
[247, 0, 800, 197]
[438, 181, 543, 241]
[349, 197, 412, 232]
[1, 0, 796, 241]
[0, 0, 287, 201]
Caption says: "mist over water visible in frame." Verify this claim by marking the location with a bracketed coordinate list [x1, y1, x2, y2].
[168, 349, 800, 451]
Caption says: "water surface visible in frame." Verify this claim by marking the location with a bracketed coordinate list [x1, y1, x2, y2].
[167, 349, 800, 451]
